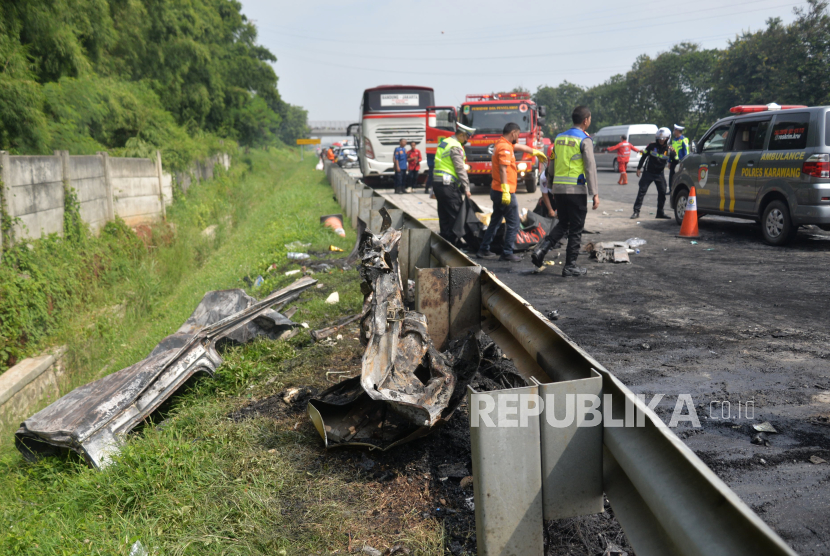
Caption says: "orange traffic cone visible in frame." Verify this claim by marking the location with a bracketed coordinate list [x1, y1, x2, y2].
[677, 186, 699, 238]
[321, 214, 346, 237]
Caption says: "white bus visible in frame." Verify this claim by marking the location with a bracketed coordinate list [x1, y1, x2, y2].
[592, 124, 658, 171]
[352, 85, 434, 185]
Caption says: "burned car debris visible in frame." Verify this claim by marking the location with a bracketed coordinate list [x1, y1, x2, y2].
[308, 209, 480, 450]
[15, 278, 316, 468]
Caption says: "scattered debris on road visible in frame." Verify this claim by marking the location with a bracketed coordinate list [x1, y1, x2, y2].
[15, 278, 316, 468]
[751, 433, 772, 446]
[584, 242, 631, 264]
[810, 455, 827, 464]
[753, 421, 778, 433]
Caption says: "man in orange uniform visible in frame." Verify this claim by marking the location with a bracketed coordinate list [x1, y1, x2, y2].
[326, 146, 335, 161]
[607, 135, 639, 185]
[477, 122, 547, 262]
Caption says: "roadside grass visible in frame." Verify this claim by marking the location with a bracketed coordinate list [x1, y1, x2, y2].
[0, 152, 446, 554]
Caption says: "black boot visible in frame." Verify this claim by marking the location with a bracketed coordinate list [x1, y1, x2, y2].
[531, 237, 552, 268]
[562, 265, 587, 277]
[655, 212, 671, 219]
[630, 211, 640, 219]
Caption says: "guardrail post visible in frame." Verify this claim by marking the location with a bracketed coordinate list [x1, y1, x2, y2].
[370, 209, 402, 233]
[358, 196, 384, 230]
[352, 188, 373, 229]
[533, 371, 604, 520]
[469, 384, 544, 556]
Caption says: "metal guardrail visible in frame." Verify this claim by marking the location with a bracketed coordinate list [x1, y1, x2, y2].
[323, 161, 798, 556]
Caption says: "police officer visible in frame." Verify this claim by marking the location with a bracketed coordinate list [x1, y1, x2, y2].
[668, 124, 690, 194]
[631, 127, 677, 220]
[531, 106, 599, 276]
[433, 123, 475, 244]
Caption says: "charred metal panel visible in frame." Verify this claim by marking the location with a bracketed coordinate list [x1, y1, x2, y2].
[309, 212, 479, 449]
[16, 279, 315, 468]
[448, 266, 481, 342]
[414, 267, 449, 351]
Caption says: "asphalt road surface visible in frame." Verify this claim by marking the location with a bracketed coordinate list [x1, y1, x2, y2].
[374, 168, 830, 555]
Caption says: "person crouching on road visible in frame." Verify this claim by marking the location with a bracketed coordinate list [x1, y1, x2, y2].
[608, 135, 640, 185]
[668, 124, 690, 194]
[406, 141, 421, 193]
[477, 123, 548, 262]
[631, 127, 677, 220]
[531, 106, 599, 276]
[433, 123, 474, 245]
[393, 138, 408, 194]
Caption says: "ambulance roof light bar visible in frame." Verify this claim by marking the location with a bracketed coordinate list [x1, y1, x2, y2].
[730, 103, 808, 114]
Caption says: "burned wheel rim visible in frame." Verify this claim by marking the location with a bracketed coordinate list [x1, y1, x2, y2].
[766, 208, 785, 238]
[676, 194, 687, 222]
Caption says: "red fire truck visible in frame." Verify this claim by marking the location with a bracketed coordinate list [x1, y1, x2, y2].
[458, 92, 547, 192]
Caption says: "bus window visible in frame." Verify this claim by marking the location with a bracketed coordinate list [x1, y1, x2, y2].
[363, 88, 435, 112]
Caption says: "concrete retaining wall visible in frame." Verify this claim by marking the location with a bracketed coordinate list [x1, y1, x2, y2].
[0, 348, 65, 428]
[0, 150, 226, 248]
[3, 154, 65, 240]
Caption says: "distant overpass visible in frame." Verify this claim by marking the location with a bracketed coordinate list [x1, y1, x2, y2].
[309, 121, 355, 137]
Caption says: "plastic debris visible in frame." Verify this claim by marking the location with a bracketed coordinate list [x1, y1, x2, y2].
[287, 252, 310, 260]
[129, 541, 149, 556]
[253, 275, 264, 288]
[546, 310, 559, 321]
[285, 269, 301, 276]
[810, 455, 827, 464]
[329, 245, 344, 252]
[325, 292, 339, 304]
[753, 421, 778, 433]
[285, 241, 311, 250]
[625, 238, 647, 248]
[690, 240, 698, 245]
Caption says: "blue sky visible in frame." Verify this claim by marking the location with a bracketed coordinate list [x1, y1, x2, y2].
[240, 0, 805, 121]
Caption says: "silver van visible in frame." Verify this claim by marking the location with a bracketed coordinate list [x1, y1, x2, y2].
[593, 124, 658, 171]
[671, 105, 830, 245]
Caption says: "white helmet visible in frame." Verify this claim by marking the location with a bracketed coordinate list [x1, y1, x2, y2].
[656, 127, 671, 141]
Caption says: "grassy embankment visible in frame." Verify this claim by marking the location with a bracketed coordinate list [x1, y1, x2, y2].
[0, 150, 446, 555]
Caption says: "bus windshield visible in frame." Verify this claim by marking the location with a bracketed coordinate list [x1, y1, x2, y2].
[460, 104, 532, 134]
[363, 88, 435, 113]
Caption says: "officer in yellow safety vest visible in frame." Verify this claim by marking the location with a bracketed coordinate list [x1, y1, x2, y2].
[433, 122, 475, 244]
[668, 124, 690, 193]
[530, 106, 599, 276]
